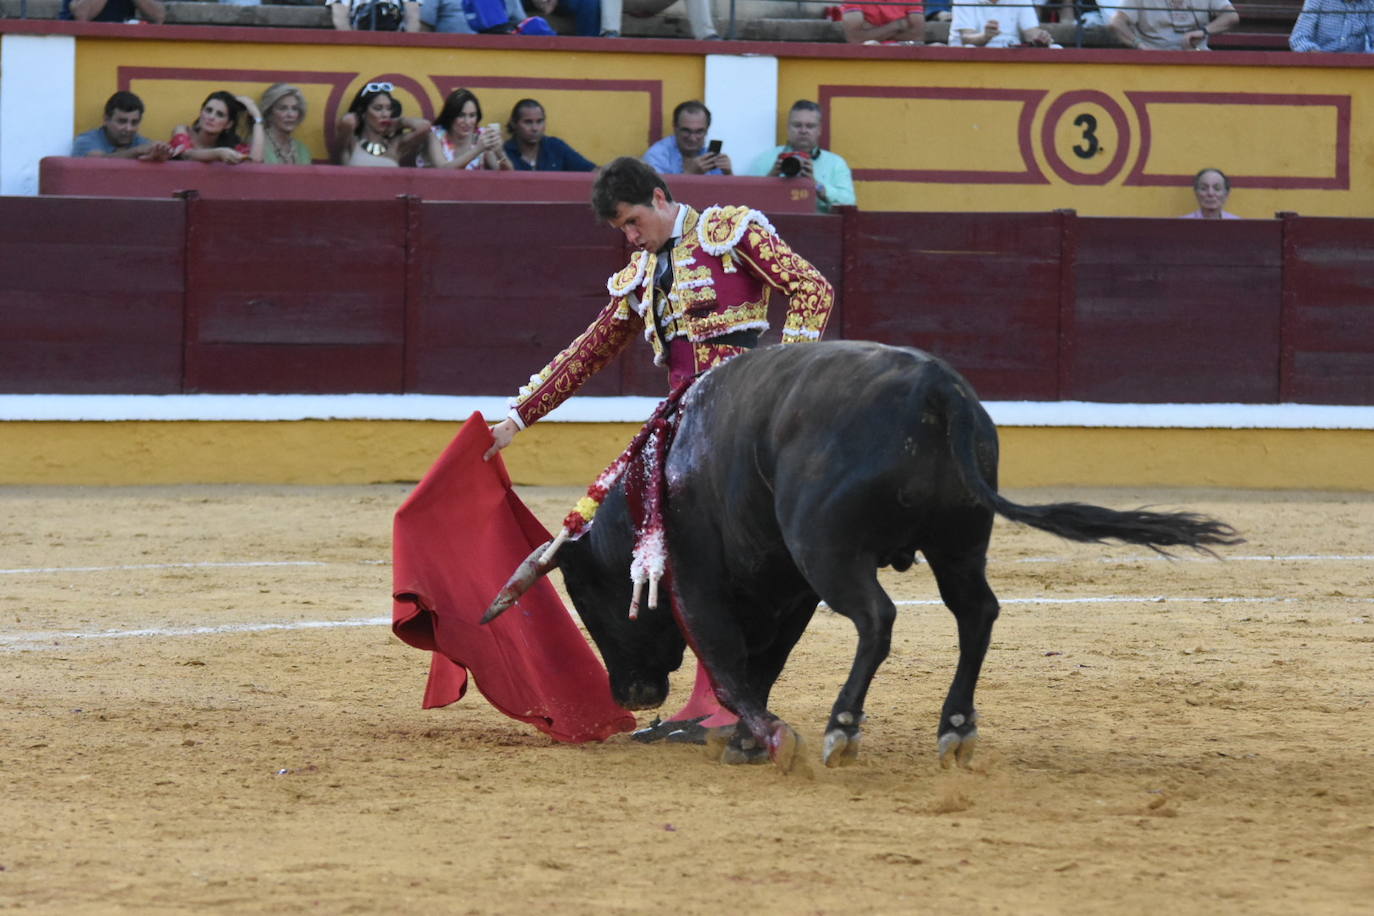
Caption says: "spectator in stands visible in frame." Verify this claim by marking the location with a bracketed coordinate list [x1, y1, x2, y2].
[747, 100, 855, 214]
[420, 89, 514, 170]
[333, 83, 432, 167]
[259, 84, 312, 166]
[169, 91, 264, 165]
[525, 0, 616, 35]
[1288, 0, 1374, 50]
[60, 0, 164, 23]
[608, 0, 719, 39]
[72, 91, 171, 161]
[643, 100, 731, 175]
[1110, 0, 1238, 48]
[328, 0, 421, 31]
[502, 99, 597, 171]
[1182, 167, 1242, 219]
[840, 1, 925, 44]
[421, 0, 521, 31]
[951, 0, 1056, 45]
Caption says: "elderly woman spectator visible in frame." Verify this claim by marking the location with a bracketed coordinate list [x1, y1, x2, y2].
[1289, 0, 1374, 50]
[169, 91, 263, 164]
[421, 89, 513, 171]
[258, 84, 312, 165]
[1181, 167, 1242, 219]
[332, 83, 431, 168]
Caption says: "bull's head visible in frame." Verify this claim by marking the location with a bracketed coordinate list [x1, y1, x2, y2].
[482, 489, 686, 712]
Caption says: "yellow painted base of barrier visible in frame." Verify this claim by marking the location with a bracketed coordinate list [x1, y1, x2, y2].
[1, 421, 1369, 490]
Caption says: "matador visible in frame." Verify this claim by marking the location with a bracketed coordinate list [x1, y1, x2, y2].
[485, 156, 835, 741]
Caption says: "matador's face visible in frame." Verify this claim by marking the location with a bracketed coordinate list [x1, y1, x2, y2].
[608, 187, 678, 253]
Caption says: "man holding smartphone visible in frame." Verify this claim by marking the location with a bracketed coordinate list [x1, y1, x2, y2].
[643, 100, 732, 176]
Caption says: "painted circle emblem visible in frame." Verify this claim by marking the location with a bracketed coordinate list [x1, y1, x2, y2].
[1040, 90, 1131, 186]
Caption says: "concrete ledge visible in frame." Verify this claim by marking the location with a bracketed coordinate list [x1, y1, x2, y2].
[0, 0, 1128, 45]
[1, 419, 1370, 489]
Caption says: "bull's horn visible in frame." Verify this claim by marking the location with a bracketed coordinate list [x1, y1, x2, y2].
[480, 540, 560, 624]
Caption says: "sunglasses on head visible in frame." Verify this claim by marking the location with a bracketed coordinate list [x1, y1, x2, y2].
[364, 82, 394, 94]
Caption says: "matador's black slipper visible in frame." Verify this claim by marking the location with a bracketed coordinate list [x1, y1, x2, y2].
[631, 715, 709, 745]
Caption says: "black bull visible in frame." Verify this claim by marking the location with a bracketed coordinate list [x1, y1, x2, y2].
[486, 341, 1241, 772]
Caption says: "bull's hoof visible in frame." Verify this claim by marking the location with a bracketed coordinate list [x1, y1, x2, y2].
[822, 727, 861, 768]
[702, 725, 736, 762]
[720, 734, 770, 766]
[768, 722, 812, 777]
[937, 728, 978, 769]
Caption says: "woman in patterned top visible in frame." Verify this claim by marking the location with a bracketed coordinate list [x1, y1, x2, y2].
[169, 91, 263, 164]
[420, 89, 513, 171]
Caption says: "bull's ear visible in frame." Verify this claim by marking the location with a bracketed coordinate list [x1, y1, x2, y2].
[481, 540, 561, 624]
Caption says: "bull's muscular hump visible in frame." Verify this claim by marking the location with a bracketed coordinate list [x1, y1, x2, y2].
[556, 341, 1242, 773]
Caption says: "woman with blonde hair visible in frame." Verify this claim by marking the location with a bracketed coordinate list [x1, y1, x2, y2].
[259, 83, 312, 165]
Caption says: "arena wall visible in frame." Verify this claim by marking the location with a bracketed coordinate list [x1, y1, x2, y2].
[3, 21, 1374, 216]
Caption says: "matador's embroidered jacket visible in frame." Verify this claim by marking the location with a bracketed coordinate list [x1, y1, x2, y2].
[508, 204, 834, 428]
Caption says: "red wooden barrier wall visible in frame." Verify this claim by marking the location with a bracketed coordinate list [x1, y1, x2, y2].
[840, 211, 1065, 401]
[1281, 216, 1374, 405]
[1067, 217, 1284, 403]
[3, 197, 1372, 405]
[0, 197, 185, 394]
[184, 196, 410, 393]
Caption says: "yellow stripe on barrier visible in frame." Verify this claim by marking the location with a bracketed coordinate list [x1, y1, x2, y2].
[1, 421, 1370, 490]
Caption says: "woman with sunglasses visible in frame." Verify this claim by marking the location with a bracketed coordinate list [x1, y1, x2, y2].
[332, 82, 431, 167]
[170, 91, 264, 164]
[420, 88, 513, 171]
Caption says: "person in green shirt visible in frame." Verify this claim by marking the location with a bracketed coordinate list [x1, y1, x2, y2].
[747, 100, 857, 214]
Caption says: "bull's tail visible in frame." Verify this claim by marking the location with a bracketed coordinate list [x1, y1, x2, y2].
[940, 383, 1243, 555]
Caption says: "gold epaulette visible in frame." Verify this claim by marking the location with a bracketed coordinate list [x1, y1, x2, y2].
[607, 251, 650, 297]
[696, 205, 775, 257]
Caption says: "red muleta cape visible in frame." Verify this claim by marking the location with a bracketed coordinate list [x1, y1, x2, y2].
[391, 412, 636, 743]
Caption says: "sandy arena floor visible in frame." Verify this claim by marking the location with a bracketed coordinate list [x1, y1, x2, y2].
[1, 484, 1371, 914]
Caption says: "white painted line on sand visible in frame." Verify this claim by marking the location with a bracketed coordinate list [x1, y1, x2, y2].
[4, 596, 1370, 653]
[0, 616, 392, 651]
[0, 560, 330, 575]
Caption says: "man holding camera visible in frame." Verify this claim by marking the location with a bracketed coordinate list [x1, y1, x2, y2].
[747, 100, 855, 214]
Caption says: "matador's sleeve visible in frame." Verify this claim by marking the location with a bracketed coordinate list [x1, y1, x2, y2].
[700, 206, 834, 343]
[509, 295, 641, 428]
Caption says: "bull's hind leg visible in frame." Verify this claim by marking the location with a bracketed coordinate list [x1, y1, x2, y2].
[797, 561, 897, 769]
[923, 548, 1001, 769]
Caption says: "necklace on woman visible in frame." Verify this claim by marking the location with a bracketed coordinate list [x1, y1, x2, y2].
[361, 130, 389, 158]
[268, 128, 296, 163]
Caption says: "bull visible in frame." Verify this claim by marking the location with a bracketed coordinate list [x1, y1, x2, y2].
[486, 341, 1241, 772]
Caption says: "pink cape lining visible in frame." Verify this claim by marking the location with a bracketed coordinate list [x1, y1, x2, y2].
[391, 412, 636, 743]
